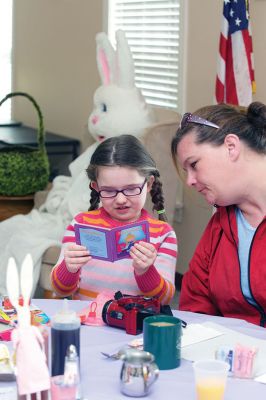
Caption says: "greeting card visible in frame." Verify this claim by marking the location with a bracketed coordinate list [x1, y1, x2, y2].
[74, 220, 150, 261]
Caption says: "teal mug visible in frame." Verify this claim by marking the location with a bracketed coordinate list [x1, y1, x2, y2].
[143, 315, 182, 370]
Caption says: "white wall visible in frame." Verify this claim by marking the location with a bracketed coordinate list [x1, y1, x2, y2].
[12, 0, 103, 149]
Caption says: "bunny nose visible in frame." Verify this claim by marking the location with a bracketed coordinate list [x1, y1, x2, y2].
[92, 116, 99, 125]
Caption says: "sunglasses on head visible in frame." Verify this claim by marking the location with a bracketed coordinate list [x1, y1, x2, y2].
[180, 112, 220, 130]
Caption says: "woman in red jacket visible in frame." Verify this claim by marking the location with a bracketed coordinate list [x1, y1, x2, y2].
[171, 102, 266, 326]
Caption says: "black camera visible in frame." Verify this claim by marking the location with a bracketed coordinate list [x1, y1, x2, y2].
[102, 291, 172, 335]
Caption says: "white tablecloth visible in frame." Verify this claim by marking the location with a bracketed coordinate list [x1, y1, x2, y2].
[3, 299, 266, 399]
[36, 299, 266, 399]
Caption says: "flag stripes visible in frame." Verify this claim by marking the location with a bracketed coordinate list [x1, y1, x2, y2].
[215, 0, 255, 106]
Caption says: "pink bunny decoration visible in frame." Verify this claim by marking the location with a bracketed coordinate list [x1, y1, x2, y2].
[6, 254, 50, 399]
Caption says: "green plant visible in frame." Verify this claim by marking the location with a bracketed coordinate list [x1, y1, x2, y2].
[0, 92, 50, 196]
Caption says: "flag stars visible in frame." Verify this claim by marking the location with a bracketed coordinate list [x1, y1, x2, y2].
[230, 8, 234, 17]
[235, 17, 241, 26]
[224, 0, 230, 4]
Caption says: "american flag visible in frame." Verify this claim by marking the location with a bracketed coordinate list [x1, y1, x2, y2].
[215, 0, 255, 106]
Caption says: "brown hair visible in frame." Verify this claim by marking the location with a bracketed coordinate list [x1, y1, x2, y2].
[171, 102, 266, 170]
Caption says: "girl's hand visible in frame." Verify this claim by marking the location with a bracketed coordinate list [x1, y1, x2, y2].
[130, 241, 157, 275]
[64, 244, 91, 273]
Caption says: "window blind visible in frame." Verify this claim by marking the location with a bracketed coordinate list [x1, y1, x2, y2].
[0, 0, 13, 120]
[108, 0, 182, 110]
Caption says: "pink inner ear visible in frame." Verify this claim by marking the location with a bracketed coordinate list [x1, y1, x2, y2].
[99, 49, 110, 85]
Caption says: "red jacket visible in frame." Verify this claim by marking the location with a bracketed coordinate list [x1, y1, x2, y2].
[179, 205, 266, 326]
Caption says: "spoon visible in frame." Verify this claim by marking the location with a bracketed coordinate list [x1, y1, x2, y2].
[101, 349, 125, 360]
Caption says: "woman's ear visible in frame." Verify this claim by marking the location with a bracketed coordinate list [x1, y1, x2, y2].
[224, 134, 241, 161]
[147, 176, 155, 192]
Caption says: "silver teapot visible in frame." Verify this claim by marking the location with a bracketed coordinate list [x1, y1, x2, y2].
[120, 348, 159, 397]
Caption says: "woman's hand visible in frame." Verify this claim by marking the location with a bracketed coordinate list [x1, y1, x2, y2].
[64, 244, 91, 273]
[130, 241, 157, 275]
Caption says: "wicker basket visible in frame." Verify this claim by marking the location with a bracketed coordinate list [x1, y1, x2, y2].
[0, 92, 50, 196]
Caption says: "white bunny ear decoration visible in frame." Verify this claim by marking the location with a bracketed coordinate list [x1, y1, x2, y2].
[6, 254, 33, 326]
[6, 257, 20, 310]
[115, 30, 135, 89]
[96, 32, 116, 85]
[20, 253, 33, 308]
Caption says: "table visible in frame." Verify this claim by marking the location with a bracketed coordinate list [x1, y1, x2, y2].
[0, 194, 34, 221]
[0, 125, 80, 160]
[2, 300, 266, 399]
[0, 125, 80, 178]
[35, 300, 266, 399]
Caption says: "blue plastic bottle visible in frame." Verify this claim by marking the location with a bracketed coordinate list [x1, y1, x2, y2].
[51, 299, 80, 376]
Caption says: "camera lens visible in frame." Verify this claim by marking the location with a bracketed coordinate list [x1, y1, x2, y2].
[102, 300, 113, 323]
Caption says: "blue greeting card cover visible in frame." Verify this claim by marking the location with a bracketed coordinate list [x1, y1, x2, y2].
[74, 221, 150, 261]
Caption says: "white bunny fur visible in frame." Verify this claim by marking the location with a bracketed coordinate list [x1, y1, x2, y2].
[6, 255, 33, 328]
[88, 29, 155, 141]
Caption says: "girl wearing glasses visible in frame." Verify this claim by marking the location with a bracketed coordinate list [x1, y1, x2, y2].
[51, 135, 177, 304]
[171, 102, 266, 326]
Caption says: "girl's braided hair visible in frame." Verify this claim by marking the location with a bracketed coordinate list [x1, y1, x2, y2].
[86, 134, 168, 222]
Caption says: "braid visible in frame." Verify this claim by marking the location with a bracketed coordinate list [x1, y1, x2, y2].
[150, 175, 168, 222]
[88, 187, 100, 211]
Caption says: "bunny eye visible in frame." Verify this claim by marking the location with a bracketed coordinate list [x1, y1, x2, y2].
[101, 103, 107, 112]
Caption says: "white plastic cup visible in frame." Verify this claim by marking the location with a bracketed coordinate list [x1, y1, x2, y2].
[193, 359, 229, 400]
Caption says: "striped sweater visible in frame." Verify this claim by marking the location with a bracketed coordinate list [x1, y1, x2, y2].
[51, 207, 178, 304]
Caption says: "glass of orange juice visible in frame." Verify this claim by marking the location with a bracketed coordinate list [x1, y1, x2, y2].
[193, 359, 229, 400]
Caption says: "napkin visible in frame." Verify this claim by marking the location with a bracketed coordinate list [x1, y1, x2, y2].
[181, 323, 224, 347]
[254, 373, 266, 384]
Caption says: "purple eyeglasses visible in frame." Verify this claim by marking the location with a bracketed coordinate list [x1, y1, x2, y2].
[180, 112, 220, 130]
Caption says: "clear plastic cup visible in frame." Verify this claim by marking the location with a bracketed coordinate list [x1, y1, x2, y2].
[50, 375, 77, 400]
[193, 359, 229, 400]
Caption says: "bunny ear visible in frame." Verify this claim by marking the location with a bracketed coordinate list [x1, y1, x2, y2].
[20, 253, 33, 306]
[6, 257, 19, 309]
[115, 30, 135, 89]
[96, 32, 116, 85]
